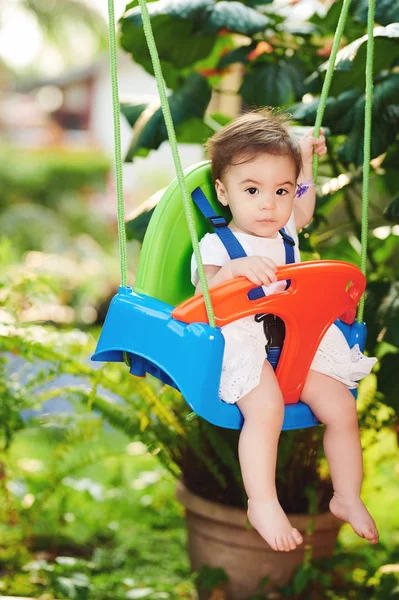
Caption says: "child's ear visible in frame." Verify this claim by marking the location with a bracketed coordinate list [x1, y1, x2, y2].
[215, 179, 228, 206]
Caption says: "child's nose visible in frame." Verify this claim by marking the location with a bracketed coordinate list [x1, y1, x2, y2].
[261, 196, 276, 210]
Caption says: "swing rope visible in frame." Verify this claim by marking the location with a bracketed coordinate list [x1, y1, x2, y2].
[107, 0, 128, 288]
[312, 0, 352, 182]
[310, 0, 374, 323]
[107, 0, 216, 328]
[357, 0, 375, 323]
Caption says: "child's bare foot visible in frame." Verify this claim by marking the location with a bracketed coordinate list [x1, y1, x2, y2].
[247, 498, 303, 552]
[329, 494, 379, 544]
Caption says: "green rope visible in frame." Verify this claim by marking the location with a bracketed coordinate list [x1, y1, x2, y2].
[107, 0, 128, 288]
[137, 0, 216, 328]
[357, 0, 375, 323]
[312, 0, 352, 183]
[309, 0, 375, 321]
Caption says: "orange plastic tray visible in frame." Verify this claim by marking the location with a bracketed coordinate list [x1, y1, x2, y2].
[172, 261, 365, 405]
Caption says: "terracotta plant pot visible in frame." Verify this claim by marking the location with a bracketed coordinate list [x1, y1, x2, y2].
[176, 481, 341, 600]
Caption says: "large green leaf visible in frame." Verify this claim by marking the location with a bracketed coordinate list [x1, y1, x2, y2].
[120, 0, 269, 79]
[352, 0, 399, 27]
[240, 60, 305, 107]
[121, 1, 216, 75]
[292, 74, 399, 166]
[203, 1, 269, 35]
[123, 0, 214, 27]
[120, 102, 148, 128]
[310, 1, 364, 41]
[307, 23, 399, 96]
[292, 88, 363, 133]
[126, 207, 156, 242]
[125, 73, 212, 161]
[338, 76, 399, 165]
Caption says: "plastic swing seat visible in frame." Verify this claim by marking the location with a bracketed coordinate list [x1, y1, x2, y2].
[92, 161, 368, 430]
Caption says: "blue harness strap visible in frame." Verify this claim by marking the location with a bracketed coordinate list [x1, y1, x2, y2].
[191, 186, 296, 301]
[191, 187, 248, 260]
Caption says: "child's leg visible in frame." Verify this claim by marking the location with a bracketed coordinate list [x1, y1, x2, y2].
[301, 370, 378, 544]
[237, 361, 303, 552]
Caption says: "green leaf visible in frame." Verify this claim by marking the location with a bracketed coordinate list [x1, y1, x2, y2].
[195, 565, 229, 592]
[292, 565, 313, 594]
[120, 0, 270, 79]
[125, 73, 212, 161]
[120, 102, 148, 128]
[384, 194, 399, 223]
[317, 236, 361, 265]
[126, 207, 155, 243]
[377, 351, 399, 415]
[236, 0, 273, 6]
[363, 280, 392, 352]
[310, 1, 358, 37]
[293, 74, 399, 166]
[373, 234, 399, 266]
[240, 61, 305, 107]
[338, 76, 399, 165]
[175, 116, 214, 143]
[123, 0, 214, 27]
[120, 1, 216, 74]
[203, 1, 269, 36]
[292, 89, 362, 130]
[208, 112, 232, 127]
[125, 0, 158, 9]
[309, 23, 399, 96]
[352, 0, 399, 27]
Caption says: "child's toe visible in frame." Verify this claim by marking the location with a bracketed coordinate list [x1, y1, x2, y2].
[292, 528, 303, 545]
[269, 538, 279, 552]
[283, 536, 292, 552]
[288, 535, 297, 550]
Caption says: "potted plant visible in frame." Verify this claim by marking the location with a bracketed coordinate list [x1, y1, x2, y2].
[87, 367, 342, 598]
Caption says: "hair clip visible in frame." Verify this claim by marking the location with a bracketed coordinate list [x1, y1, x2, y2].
[295, 179, 314, 199]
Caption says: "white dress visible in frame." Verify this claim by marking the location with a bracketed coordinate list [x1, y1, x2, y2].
[191, 213, 377, 404]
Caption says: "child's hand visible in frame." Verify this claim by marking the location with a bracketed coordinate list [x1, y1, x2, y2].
[300, 127, 327, 165]
[230, 256, 277, 286]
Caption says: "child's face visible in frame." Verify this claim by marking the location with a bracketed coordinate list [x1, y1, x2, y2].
[215, 153, 297, 238]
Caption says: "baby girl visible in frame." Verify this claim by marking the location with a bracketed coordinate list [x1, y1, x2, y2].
[191, 111, 378, 552]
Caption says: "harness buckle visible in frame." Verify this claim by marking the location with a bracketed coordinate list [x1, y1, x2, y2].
[255, 314, 286, 353]
[208, 215, 228, 229]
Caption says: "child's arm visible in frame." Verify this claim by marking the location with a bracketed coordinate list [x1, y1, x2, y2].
[195, 256, 277, 295]
[293, 128, 327, 231]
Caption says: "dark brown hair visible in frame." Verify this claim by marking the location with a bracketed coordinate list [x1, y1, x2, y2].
[206, 110, 302, 182]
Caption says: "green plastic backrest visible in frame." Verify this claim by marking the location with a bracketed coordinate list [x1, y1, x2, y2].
[135, 161, 231, 306]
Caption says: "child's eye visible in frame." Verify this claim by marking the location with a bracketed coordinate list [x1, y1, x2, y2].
[276, 188, 288, 196]
[245, 187, 259, 195]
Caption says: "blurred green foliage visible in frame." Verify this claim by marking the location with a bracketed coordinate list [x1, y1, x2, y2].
[0, 146, 110, 209]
